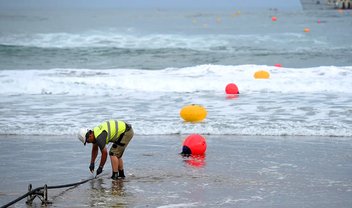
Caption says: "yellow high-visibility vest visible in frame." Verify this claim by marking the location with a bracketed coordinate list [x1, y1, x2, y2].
[93, 120, 126, 144]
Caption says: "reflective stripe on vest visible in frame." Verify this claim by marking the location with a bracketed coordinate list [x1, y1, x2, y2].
[93, 120, 126, 144]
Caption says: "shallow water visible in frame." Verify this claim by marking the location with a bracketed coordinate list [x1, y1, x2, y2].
[0, 8, 352, 137]
[1, 135, 351, 207]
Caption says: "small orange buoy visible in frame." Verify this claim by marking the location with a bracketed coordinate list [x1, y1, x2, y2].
[181, 134, 207, 155]
[304, 28, 310, 33]
[231, 11, 241, 17]
[254, 70, 270, 79]
[225, 83, 239, 94]
[180, 104, 207, 122]
[271, 16, 277, 22]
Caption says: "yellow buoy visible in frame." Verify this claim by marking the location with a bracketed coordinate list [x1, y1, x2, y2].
[254, 70, 270, 79]
[180, 104, 207, 122]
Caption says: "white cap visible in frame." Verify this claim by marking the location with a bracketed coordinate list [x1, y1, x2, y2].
[78, 128, 89, 145]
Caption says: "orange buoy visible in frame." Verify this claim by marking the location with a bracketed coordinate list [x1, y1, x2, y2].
[181, 134, 207, 155]
[254, 70, 270, 79]
[225, 83, 239, 95]
[180, 104, 207, 122]
[304, 28, 310, 33]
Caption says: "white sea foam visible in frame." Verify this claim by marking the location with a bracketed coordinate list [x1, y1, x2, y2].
[0, 65, 351, 137]
[0, 32, 345, 53]
[0, 65, 352, 137]
[157, 202, 199, 208]
[0, 65, 351, 95]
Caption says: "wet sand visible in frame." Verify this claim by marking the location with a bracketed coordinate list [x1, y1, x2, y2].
[0, 135, 351, 207]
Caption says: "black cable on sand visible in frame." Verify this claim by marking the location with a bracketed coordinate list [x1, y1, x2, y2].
[0, 173, 106, 208]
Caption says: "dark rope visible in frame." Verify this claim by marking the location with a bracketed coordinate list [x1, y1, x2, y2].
[1, 176, 96, 208]
[47, 177, 93, 189]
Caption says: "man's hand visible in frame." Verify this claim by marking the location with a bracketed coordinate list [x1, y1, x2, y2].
[89, 163, 95, 173]
[96, 166, 103, 176]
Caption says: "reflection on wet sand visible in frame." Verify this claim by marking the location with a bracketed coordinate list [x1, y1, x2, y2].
[87, 178, 130, 207]
[111, 179, 125, 197]
[182, 154, 206, 168]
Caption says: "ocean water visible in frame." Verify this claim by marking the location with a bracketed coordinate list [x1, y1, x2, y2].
[1, 6, 352, 208]
[0, 8, 352, 137]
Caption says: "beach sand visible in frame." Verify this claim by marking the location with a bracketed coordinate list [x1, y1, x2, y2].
[0, 135, 351, 207]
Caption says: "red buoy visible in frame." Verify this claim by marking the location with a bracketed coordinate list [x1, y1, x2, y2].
[225, 83, 239, 95]
[181, 134, 207, 155]
[271, 16, 277, 22]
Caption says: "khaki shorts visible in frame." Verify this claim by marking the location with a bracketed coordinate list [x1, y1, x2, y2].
[109, 126, 134, 158]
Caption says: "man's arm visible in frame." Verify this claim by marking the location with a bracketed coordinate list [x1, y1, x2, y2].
[95, 131, 108, 170]
[90, 144, 99, 168]
[99, 147, 108, 168]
